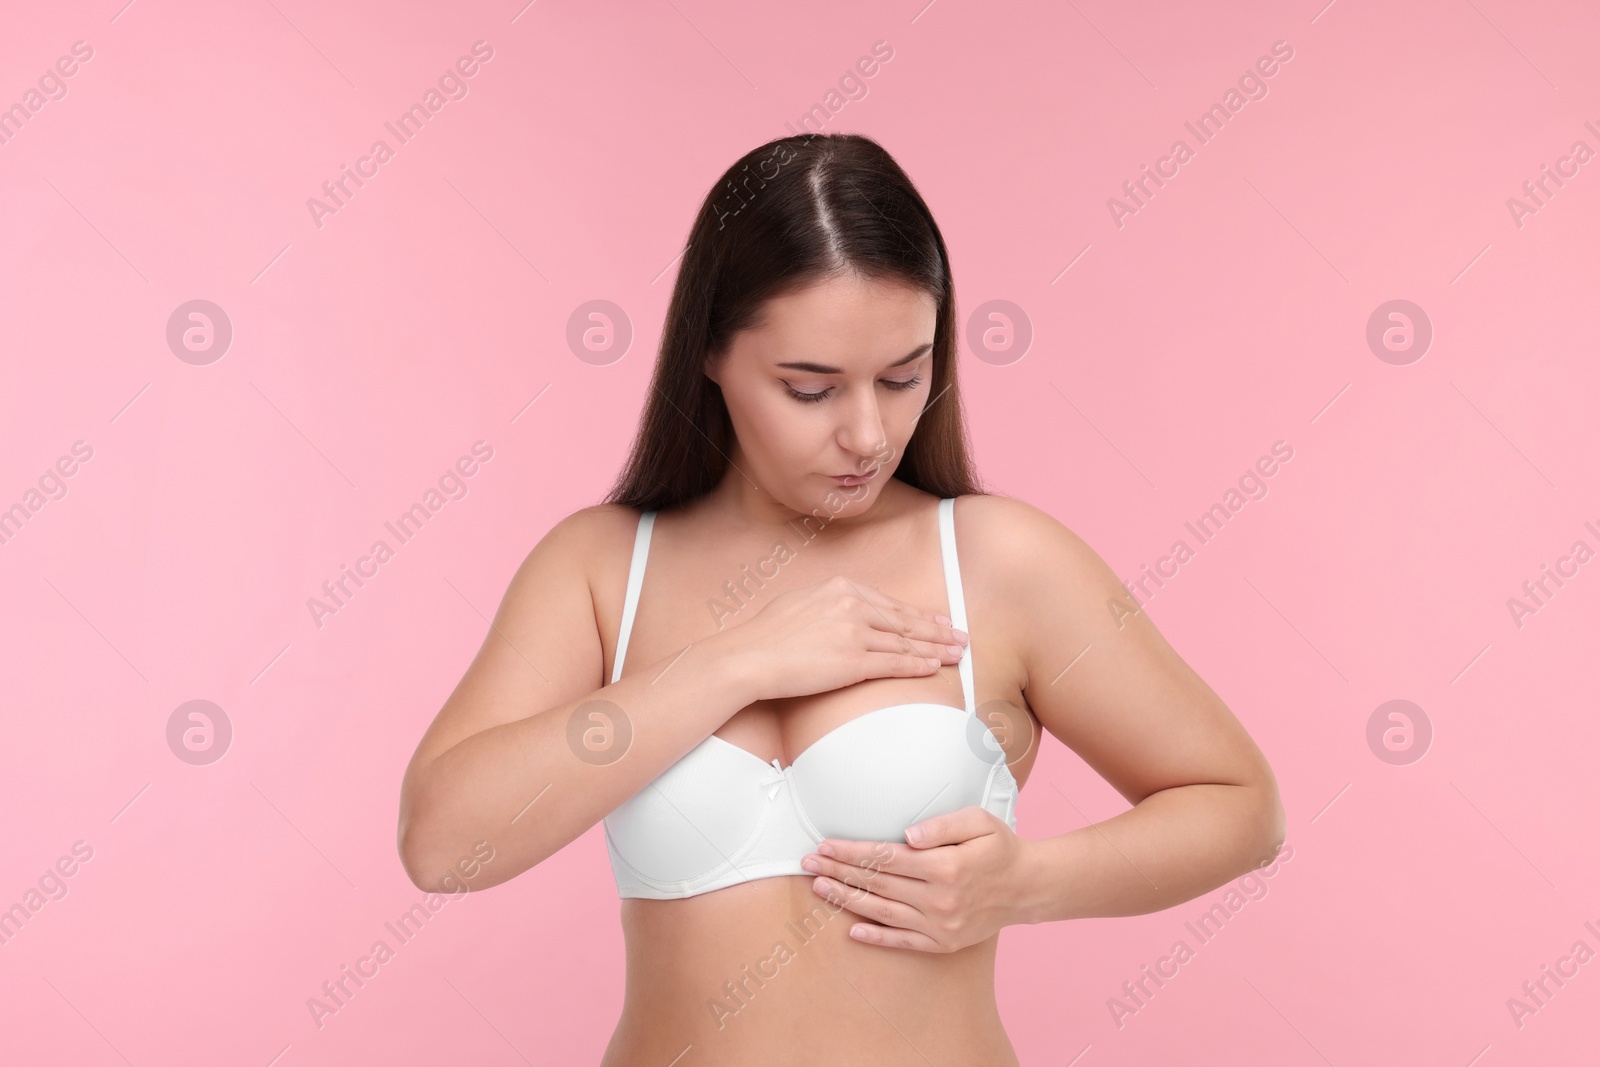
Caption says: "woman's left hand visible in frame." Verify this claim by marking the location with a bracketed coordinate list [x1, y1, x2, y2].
[801, 807, 1034, 952]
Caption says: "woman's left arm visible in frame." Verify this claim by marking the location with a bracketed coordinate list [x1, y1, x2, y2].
[804, 495, 1286, 950]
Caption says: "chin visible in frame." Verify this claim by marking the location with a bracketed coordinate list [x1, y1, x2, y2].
[819, 483, 875, 513]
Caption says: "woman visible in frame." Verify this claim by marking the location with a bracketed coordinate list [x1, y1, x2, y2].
[397, 132, 1284, 1065]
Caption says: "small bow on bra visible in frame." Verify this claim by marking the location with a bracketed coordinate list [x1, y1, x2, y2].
[759, 757, 788, 800]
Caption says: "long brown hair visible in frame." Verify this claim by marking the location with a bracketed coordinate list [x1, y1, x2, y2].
[603, 132, 982, 512]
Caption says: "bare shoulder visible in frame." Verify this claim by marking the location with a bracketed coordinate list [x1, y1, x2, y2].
[951, 491, 1070, 539]
[402, 502, 648, 777]
[950, 491, 1134, 669]
[481, 502, 647, 655]
[455, 502, 644, 717]
[508, 502, 644, 607]
[950, 492, 1106, 586]
[537, 500, 642, 551]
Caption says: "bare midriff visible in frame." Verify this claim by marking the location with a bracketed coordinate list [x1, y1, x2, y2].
[600, 874, 1021, 1067]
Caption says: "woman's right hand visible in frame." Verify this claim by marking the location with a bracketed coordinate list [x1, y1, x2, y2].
[711, 575, 969, 704]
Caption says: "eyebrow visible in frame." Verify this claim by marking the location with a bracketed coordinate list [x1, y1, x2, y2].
[775, 343, 933, 375]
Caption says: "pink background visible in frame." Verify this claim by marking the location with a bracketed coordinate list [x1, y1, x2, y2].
[2, 0, 1597, 1063]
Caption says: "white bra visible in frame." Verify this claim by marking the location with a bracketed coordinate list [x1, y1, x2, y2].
[602, 496, 1019, 900]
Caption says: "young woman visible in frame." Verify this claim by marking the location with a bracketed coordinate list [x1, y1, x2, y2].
[398, 132, 1284, 1065]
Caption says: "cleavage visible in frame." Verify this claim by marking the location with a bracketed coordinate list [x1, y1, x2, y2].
[712, 668, 969, 770]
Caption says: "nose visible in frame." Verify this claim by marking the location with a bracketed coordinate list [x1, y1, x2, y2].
[836, 385, 887, 465]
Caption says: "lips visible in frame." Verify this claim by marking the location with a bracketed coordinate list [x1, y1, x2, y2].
[830, 467, 880, 484]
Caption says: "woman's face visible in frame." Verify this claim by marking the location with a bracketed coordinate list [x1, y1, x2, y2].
[705, 272, 938, 520]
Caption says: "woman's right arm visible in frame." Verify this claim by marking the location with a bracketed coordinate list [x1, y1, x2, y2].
[396, 506, 754, 893]
[396, 505, 972, 893]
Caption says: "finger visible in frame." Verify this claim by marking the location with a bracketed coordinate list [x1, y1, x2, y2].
[904, 807, 1000, 849]
[849, 579, 940, 623]
[860, 650, 944, 677]
[815, 837, 943, 882]
[844, 920, 944, 952]
[816, 838, 902, 872]
[850, 607, 964, 658]
[806, 851, 925, 903]
[810, 876, 935, 943]
[854, 587, 968, 647]
[876, 618, 968, 657]
[860, 629, 964, 663]
[842, 579, 922, 647]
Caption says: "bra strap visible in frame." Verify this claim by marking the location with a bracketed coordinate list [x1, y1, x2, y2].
[937, 497, 976, 714]
[612, 511, 656, 684]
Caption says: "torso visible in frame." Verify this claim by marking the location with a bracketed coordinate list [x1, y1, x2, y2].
[590, 486, 1041, 1066]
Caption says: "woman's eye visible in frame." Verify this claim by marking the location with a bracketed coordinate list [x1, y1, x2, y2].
[783, 373, 923, 404]
[785, 384, 831, 403]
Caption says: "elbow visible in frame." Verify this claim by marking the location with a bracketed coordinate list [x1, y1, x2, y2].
[397, 776, 511, 893]
[396, 774, 446, 891]
[398, 816, 482, 894]
[1250, 776, 1287, 869]
[397, 823, 437, 892]
[400, 822, 509, 895]
[397, 813, 437, 892]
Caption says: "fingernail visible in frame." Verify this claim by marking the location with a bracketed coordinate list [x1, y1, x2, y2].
[946, 645, 963, 657]
[952, 628, 968, 642]
[935, 613, 951, 625]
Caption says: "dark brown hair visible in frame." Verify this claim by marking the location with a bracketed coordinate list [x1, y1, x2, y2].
[603, 132, 981, 513]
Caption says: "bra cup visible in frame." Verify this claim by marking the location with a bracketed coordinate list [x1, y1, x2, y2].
[601, 499, 1023, 899]
[603, 738, 771, 885]
[983, 758, 1021, 829]
[788, 705, 1008, 844]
